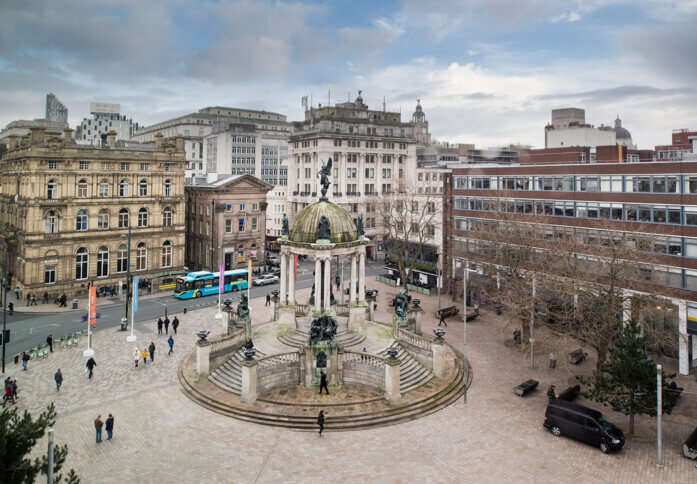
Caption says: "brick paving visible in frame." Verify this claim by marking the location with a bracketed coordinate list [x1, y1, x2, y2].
[5, 276, 695, 482]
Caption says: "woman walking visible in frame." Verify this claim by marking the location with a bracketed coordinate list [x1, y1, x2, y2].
[133, 348, 140, 368]
[317, 410, 325, 437]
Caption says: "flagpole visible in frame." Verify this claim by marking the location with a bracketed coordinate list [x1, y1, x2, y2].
[83, 285, 96, 357]
[215, 262, 224, 320]
[127, 276, 138, 342]
[247, 259, 252, 303]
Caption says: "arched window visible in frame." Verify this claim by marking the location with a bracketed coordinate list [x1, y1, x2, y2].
[77, 179, 88, 198]
[75, 209, 88, 231]
[98, 179, 109, 197]
[162, 207, 172, 227]
[139, 179, 148, 197]
[118, 209, 129, 228]
[75, 247, 89, 280]
[138, 208, 148, 227]
[163, 179, 172, 197]
[45, 210, 59, 234]
[119, 179, 130, 197]
[98, 209, 109, 230]
[47, 179, 58, 199]
[162, 240, 172, 268]
[136, 242, 147, 271]
[117, 244, 128, 273]
[97, 246, 109, 277]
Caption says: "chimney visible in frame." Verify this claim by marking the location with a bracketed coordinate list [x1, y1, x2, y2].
[7, 135, 18, 150]
[105, 130, 117, 148]
[155, 132, 163, 150]
[63, 128, 73, 145]
[29, 126, 46, 147]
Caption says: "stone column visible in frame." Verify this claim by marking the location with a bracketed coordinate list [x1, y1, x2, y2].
[432, 339, 446, 378]
[350, 254, 357, 304]
[305, 346, 314, 387]
[288, 252, 295, 305]
[329, 348, 338, 384]
[692, 334, 697, 368]
[240, 360, 258, 404]
[196, 340, 211, 377]
[314, 257, 322, 311]
[622, 289, 631, 324]
[358, 251, 366, 303]
[385, 358, 401, 402]
[280, 252, 288, 304]
[323, 257, 331, 311]
[678, 300, 688, 375]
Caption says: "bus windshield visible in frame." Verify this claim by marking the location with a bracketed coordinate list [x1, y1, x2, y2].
[175, 278, 191, 293]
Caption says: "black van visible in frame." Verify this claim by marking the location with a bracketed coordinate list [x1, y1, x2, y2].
[544, 399, 625, 453]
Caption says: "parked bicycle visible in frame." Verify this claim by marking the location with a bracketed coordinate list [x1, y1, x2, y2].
[29, 346, 39, 359]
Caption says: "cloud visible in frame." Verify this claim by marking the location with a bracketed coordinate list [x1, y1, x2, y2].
[462, 92, 497, 100]
[538, 85, 695, 103]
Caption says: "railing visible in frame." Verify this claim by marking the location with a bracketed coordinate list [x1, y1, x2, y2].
[377, 275, 398, 286]
[397, 327, 432, 352]
[257, 351, 301, 393]
[256, 351, 299, 369]
[342, 351, 386, 391]
[343, 351, 385, 368]
[335, 304, 350, 316]
[295, 304, 310, 316]
[210, 329, 245, 355]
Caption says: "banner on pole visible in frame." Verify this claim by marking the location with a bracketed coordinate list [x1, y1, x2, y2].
[132, 276, 139, 313]
[248, 259, 252, 283]
[89, 285, 97, 326]
[219, 263, 225, 294]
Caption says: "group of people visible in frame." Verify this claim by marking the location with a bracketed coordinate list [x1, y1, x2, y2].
[156, 316, 179, 335]
[2, 377, 19, 406]
[134, 336, 174, 368]
[94, 414, 115, 443]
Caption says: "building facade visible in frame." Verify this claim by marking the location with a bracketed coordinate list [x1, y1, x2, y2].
[545, 108, 635, 150]
[45, 93, 68, 123]
[655, 128, 697, 161]
[0, 129, 187, 297]
[78, 102, 140, 145]
[185, 174, 273, 272]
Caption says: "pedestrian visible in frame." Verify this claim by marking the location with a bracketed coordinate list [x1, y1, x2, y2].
[31, 294, 37, 306]
[164, 317, 169, 334]
[86, 357, 97, 379]
[318, 371, 329, 395]
[141, 348, 148, 365]
[317, 410, 325, 437]
[172, 316, 179, 334]
[133, 347, 140, 368]
[43, 292, 49, 304]
[55, 369, 63, 391]
[47, 334, 53, 352]
[335, 275, 340, 291]
[547, 385, 556, 401]
[14, 286, 20, 300]
[265, 293, 271, 306]
[8, 302, 13, 315]
[148, 341, 155, 362]
[10, 380, 18, 401]
[438, 314, 447, 327]
[168, 336, 174, 355]
[26, 293, 31, 306]
[157, 318, 163, 334]
[59, 294, 67, 308]
[105, 414, 114, 440]
[3, 384, 14, 406]
[94, 415, 103, 443]
[21, 352, 29, 371]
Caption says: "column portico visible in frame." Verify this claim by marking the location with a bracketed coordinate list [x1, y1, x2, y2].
[288, 252, 295, 305]
[280, 252, 288, 304]
[323, 256, 331, 311]
[358, 251, 366, 303]
[314, 257, 322, 311]
[350, 254, 357, 304]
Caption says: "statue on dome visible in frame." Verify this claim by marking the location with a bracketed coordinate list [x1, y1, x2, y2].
[317, 157, 333, 199]
[317, 215, 331, 241]
[282, 213, 289, 237]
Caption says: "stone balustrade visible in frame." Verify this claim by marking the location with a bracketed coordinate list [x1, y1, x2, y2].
[342, 351, 386, 392]
[208, 329, 247, 370]
[396, 327, 433, 370]
[256, 352, 301, 394]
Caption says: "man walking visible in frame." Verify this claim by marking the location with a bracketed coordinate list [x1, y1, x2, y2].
[265, 293, 271, 306]
[14, 286, 20, 300]
[94, 415, 103, 443]
[148, 341, 155, 362]
[168, 336, 174, 355]
[105, 414, 114, 440]
[21, 352, 29, 371]
[438, 314, 447, 327]
[86, 357, 97, 379]
[55, 369, 63, 391]
[157, 318, 163, 335]
[47, 334, 53, 353]
[164, 317, 170, 334]
[172, 316, 179, 334]
[317, 410, 325, 437]
[318, 371, 329, 395]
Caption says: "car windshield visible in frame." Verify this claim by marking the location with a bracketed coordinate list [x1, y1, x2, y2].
[598, 415, 613, 432]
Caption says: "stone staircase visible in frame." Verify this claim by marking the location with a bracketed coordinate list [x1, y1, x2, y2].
[208, 347, 267, 395]
[377, 342, 433, 393]
[278, 329, 366, 349]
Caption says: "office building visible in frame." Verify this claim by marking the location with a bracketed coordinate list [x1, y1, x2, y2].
[78, 102, 140, 145]
[45, 93, 68, 123]
[545, 108, 635, 150]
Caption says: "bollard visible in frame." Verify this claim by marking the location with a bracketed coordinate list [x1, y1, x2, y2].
[183, 307, 187, 314]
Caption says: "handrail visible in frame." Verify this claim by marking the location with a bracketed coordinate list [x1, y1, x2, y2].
[397, 327, 432, 352]
[342, 351, 385, 367]
[256, 351, 300, 369]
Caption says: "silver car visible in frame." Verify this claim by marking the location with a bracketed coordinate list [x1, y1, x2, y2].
[253, 274, 279, 286]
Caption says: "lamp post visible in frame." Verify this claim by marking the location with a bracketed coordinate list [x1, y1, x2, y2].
[461, 259, 483, 404]
[47, 428, 55, 484]
[657, 364, 663, 466]
[121, 228, 136, 342]
[1, 240, 8, 373]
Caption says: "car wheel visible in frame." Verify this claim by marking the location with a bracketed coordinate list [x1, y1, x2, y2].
[551, 426, 562, 437]
[195, 291, 202, 298]
[599, 442, 610, 454]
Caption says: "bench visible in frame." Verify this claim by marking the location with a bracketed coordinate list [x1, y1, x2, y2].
[683, 427, 697, 459]
[558, 385, 580, 402]
[514, 379, 539, 396]
[438, 306, 460, 319]
[568, 349, 587, 365]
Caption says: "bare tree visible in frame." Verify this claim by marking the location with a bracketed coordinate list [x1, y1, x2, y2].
[378, 178, 442, 289]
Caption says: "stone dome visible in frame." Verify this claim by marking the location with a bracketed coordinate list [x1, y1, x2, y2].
[613, 115, 632, 140]
[290, 200, 358, 244]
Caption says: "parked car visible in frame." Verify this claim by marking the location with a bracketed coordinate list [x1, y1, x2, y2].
[544, 399, 625, 453]
[266, 256, 281, 266]
[253, 274, 279, 286]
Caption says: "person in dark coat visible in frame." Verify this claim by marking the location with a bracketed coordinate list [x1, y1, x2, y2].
[21, 352, 29, 371]
[317, 410, 325, 437]
[172, 316, 179, 334]
[105, 414, 114, 440]
[148, 342, 155, 362]
[168, 336, 174, 355]
[55, 369, 63, 391]
[164, 317, 170, 334]
[547, 385, 556, 401]
[318, 371, 329, 395]
[86, 357, 97, 379]
[47, 334, 53, 352]
[94, 415, 103, 443]
[438, 315, 447, 327]
[157, 318, 163, 334]
[265, 293, 271, 306]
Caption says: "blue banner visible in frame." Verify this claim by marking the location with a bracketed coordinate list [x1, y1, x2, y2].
[132, 276, 139, 313]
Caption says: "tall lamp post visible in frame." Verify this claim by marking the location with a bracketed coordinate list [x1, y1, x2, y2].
[120, 227, 136, 343]
[462, 259, 482, 404]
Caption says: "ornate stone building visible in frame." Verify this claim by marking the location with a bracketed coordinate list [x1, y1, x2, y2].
[0, 127, 186, 297]
[185, 174, 273, 271]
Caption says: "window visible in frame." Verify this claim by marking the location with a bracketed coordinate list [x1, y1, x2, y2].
[45, 210, 59, 234]
[44, 266, 56, 284]
[97, 247, 109, 277]
[76, 179, 88, 198]
[118, 209, 129, 228]
[75, 209, 88, 231]
[140, 163, 149, 171]
[347, 168, 357, 179]
[121, 162, 130, 171]
[382, 169, 392, 178]
[252, 203, 258, 211]
[252, 218, 258, 231]
[119, 179, 130, 197]
[75, 248, 89, 280]
[117, 245, 128, 273]
[138, 208, 148, 227]
[47, 179, 58, 199]
[226, 219, 232, 233]
[136, 243, 147, 270]
[162, 207, 173, 227]
[100, 162, 109, 170]
[79, 161, 89, 170]
[99, 180, 109, 197]
[164, 179, 172, 197]
[48, 161, 59, 170]
[238, 218, 245, 232]
[139, 179, 148, 196]
[162, 241, 172, 268]
[165, 163, 174, 172]
[98, 209, 109, 230]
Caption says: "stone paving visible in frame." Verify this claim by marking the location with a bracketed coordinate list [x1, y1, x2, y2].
[4, 276, 694, 482]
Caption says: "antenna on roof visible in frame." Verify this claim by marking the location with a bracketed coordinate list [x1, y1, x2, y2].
[383, 96, 386, 112]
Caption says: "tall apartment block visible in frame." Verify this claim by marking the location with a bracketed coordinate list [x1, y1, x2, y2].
[45, 93, 68, 123]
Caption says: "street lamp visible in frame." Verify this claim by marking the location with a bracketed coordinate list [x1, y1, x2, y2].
[462, 259, 483, 405]
[120, 227, 136, 343]
[1, 239, 9, 374]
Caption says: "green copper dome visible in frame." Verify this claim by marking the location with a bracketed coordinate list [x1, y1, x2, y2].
[290, 200, 358, 244]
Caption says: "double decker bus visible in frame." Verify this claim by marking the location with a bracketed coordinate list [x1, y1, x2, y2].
[174, 270, 248, 299]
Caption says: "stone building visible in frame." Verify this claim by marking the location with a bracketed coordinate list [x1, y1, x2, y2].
[0, 128, 187, 297]
[185, 174, 273, 271]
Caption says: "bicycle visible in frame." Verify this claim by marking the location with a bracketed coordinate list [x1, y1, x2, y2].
[40, 345, 50, 358]
[59, 335, 68, 348]
[37, 345, 47, 359]
[66, 333, 77, 348]
[29, 346, 39, 359]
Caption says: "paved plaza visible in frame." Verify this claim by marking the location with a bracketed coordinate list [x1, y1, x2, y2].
[7, 277, 696, 482]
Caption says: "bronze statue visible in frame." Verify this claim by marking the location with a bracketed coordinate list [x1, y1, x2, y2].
[237, 293, 250, 321]
[282, 213, 289, 237]
[317, 215, 331, 241]
[308, 313, 338, 344]
[357, 213, 365, 237]
[393, 289, 408, 322]
[317, 157, 333, 199]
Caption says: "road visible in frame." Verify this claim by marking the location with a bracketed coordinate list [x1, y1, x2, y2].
[1, 260, 385, 361]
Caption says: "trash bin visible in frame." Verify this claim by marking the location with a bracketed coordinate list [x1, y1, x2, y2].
[72, 299, 78, 309]
[120, 318, 128, 331]
[14, 354, 20, 364]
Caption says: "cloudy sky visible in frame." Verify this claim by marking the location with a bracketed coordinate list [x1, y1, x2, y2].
[1, 0, 695, 148]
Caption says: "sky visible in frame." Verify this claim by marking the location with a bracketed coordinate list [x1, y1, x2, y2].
[0, 0, 695, 149]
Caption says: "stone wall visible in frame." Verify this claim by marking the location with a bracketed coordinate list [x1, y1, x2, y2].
[342, 352, 385, 392]
[397, 328, 433, 370]
[257, 352, 301, 394]
[209, 329, 246, 370]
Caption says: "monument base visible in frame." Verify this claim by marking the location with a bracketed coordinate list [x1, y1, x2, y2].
[278, 305, 295, 325]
